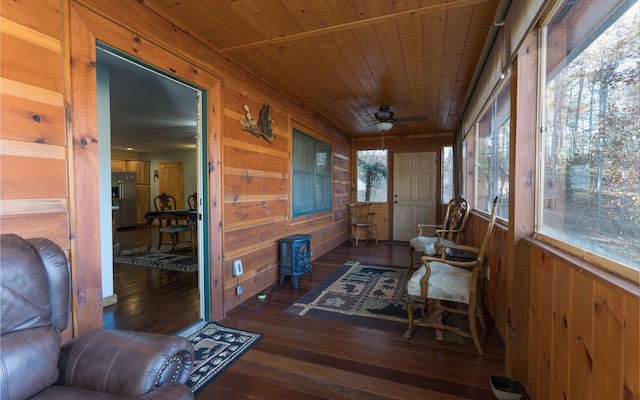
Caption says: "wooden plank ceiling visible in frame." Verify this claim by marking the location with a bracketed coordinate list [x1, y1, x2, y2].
[143, 0, 500, 138]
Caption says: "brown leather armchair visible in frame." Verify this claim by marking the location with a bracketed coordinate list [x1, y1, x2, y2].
[0, 234, 195, 400]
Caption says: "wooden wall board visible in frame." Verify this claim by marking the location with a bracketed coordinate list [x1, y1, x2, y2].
[224, 220, 289, 253]
[527, 245, 540, 398]
[568, 269, 595, 400]
[0, 198, 67, 216]
[223, 145, 289, 173]
[0, 139, 65, 160]
[550, 261, 571, 400]
[223, 199, 289, 227]
[624, 297, 639, 399]
[0, 0, 62, 37]
[536, 248, 555, 400]
[0, 212, 69, 248]
[224, 174, 288, 196]
[0, 94, 66, 145]
[224, 243, 279, 279]
[592, 284, 625, 399]
[0, 155, 66, 198]
[0, 32, 62, 92]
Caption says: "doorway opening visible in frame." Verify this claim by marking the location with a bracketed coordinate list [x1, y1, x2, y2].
[97, 44, 207, 333]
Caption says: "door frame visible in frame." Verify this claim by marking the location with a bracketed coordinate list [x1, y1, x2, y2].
[97, 43, 209, 326]
[68, 5, 224, 332]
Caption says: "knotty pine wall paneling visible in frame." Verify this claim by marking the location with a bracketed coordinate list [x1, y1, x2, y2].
[2, 0, 351, 330]
[0, 0, 77, 339]
[222, 81, 351, 311]
[79, 0, 348, 318]
[526, 239, 639, 400]
[0, 1, 67, 243]
[68, 0, 351, 316]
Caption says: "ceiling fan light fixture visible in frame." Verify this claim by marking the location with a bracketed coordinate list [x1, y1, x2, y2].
[375, 121, 394, 132]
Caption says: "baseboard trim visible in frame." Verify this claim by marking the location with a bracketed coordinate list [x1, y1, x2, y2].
[102, 294, 118, 307]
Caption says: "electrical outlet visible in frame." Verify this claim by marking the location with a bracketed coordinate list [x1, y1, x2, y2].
[236, 285, 243, 295]
[233, 260, 243, 277]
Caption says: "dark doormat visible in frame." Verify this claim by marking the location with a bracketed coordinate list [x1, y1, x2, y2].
[186, 322, 263, 394]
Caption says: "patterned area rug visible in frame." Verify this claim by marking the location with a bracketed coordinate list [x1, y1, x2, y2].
[285, 261, 463, 343]
[186, 322, 263, 394]
[114, 243, 197, 272]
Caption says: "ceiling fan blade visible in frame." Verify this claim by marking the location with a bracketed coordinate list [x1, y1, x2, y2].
[394, 116, 428, 122]
[394, 122, 410, 130]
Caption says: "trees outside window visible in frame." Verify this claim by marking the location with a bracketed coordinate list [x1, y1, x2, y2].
[540, 1, 639, 274]
[356, 150, 387, 202]
[442, 146, 454, 202]
[474, 82, 511, 218]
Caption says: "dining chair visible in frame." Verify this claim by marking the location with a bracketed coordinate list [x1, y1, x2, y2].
[153, 192, 190, 251]
[408, 195, 470, 270]
[188, 192, 197, 210]
[403, 196, 500, 355]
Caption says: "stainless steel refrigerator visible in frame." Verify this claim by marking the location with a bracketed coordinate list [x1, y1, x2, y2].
[112, 171, 137, 228]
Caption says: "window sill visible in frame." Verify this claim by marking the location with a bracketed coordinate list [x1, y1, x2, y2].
[523, 236, 639, 298]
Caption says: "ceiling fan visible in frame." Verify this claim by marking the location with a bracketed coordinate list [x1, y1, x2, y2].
[373, 106, 427, 132]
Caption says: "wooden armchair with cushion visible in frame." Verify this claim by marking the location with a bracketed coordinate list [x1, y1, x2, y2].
[408, 195, 470, 270]
[403, 196, 500, 355]
[347, 202, 379, 246]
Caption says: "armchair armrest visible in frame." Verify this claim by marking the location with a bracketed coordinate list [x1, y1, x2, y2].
[58, 329, 194, 398]
[439, 242, 480, 254]
[434, 227, 463, 236]
[420, 254, 477, 269]
[416, 223, 439, 236]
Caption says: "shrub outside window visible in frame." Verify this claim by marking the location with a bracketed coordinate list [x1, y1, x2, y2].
[539, 1, 639, 275]
[474, 81, 511, 218]
[356, 150, 388, 202]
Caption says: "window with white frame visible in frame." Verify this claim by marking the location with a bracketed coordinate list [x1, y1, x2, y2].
[356, 150, 388, 202]
[539, 0, 639, 276]
[292, 129, 332, 216]
[474, 81, 511, 218]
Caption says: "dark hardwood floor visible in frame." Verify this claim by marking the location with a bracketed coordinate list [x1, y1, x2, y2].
[104, 227, 200, 334]
[105, 227, 506, 399]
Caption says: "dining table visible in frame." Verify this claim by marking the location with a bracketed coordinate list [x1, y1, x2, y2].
[144, 209, 198, 256]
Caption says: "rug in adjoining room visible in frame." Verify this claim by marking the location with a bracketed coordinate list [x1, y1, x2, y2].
[285, 261, 463, 343]
[114, 243, 197, 272]
[186, 322, 263, 394]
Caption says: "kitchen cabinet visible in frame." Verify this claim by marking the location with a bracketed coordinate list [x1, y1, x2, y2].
[111, 159, 126, 171]
[126, 160, 150, 184]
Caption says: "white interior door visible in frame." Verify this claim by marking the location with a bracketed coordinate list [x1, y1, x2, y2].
[392, 152, 437, 241]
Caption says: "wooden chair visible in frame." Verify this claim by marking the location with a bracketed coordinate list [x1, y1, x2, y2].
[188, 192, 197, 210]
[408, 195, 470, 270]
[403, 196, 500, 355]
[347, 203, 378, 246]
[154, 192, 189, 251]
